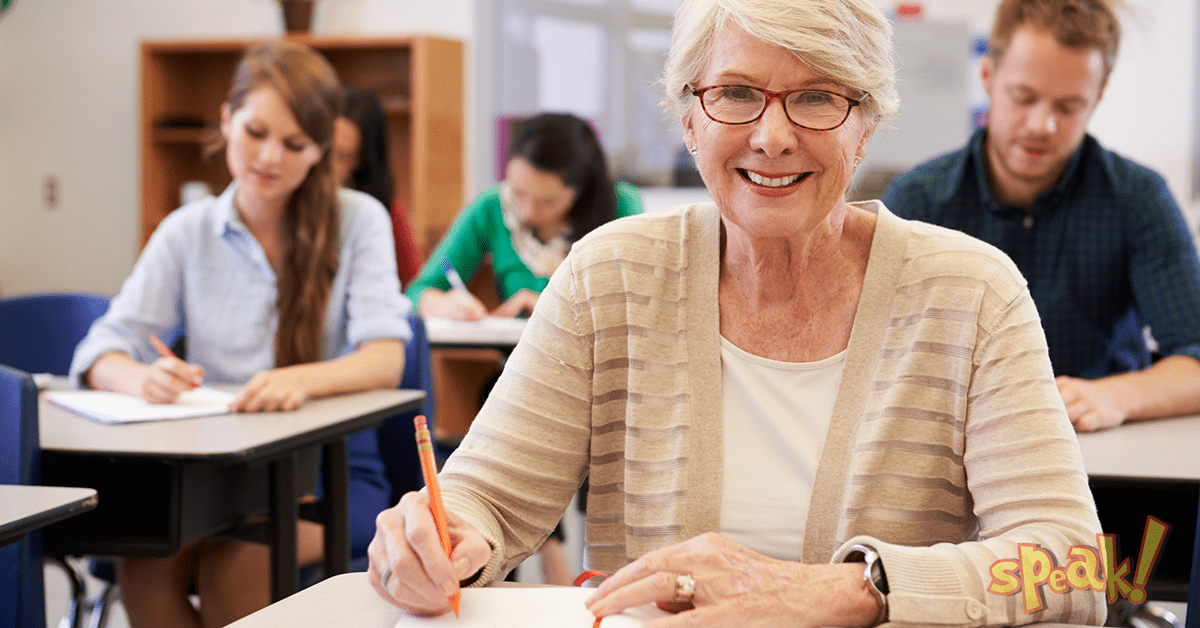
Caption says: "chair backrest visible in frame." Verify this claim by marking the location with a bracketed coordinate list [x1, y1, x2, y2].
[0, 292, 111, 376]
[377, 313, 436, 506]
[0, 364, 46, 628]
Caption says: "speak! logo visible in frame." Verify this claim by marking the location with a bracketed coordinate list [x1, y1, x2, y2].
[986, 516, 1169, 614]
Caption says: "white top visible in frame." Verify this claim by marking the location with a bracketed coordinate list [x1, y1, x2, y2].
[718, 337, 845, 561]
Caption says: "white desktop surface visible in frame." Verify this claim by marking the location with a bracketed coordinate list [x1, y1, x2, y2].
[227, 572, 1103, 628]
[0, 485, 97, 546]
[424, 316, 527, 349]
[40, 387, 424, 459]
[1074, 413, 1200, 480]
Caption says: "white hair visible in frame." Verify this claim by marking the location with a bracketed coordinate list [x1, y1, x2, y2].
[662, 0, 899, 127]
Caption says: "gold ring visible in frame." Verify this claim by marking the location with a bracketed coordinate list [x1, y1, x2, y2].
[671, 573, 695, 604]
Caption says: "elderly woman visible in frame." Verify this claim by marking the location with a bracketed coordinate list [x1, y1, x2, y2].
[368, 0, 1106, 625]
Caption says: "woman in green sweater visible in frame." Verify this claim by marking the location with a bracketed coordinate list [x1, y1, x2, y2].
[407, 112, 642, 319]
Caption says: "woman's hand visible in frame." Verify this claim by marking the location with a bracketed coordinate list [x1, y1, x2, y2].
[418, 289, 488, 321]
[87, 351, 203, 404]
[141, 356, 205, 404]
[231, 366, 310, 412]
[490, 289, 539, 319]
[368, 491, 493, 615]
[585, 532, 880, 628]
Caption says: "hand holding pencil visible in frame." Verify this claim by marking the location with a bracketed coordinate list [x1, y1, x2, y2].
[415, 415, 460, 615]
[141, 335, 205, 404]
[366, 415, 492, 616]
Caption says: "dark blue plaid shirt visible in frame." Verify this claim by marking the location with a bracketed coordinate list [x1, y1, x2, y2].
[882, 128, 1200, 378]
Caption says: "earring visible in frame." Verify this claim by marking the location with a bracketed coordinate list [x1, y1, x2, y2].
[853, 155, 863, 172]
[690, 146, 698, 158]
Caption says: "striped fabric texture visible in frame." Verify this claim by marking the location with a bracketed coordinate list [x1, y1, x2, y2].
[440, 202, 1105, 626]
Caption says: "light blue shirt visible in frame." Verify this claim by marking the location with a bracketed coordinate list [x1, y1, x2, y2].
[70, 183, 412, 386]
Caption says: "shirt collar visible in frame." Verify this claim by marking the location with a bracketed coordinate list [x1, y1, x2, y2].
[212, 181, 249, 239]
[966, 127, 1093, 215]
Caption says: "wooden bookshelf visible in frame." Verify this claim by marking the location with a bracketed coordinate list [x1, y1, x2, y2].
[139, 36, 464, 258]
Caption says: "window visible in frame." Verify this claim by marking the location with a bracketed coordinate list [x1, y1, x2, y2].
[473, 0, 678, 191]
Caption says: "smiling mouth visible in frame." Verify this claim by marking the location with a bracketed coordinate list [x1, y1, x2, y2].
[740, 169, 809, 188]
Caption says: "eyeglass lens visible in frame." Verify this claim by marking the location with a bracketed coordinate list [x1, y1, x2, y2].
[699, 86, 855, 130]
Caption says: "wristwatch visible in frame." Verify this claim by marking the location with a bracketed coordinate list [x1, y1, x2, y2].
[845, 544, 889, 626]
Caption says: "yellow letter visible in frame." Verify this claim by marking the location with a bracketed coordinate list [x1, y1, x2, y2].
[988, 559, 1021, 596]
[1019, 544, 1054, 613]
[1067, 545, 1105, 592]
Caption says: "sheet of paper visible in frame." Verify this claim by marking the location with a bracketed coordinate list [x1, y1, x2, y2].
[424, 316, 528, 345]
[46, 387, 236, 424]
[391, 586, 670, 627]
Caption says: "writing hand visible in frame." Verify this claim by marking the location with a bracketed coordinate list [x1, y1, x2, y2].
[368, 491, 491, 615]
[231, 367, 309, 412]
[141, 356, 205, 404]
[490, 289, 539, 319]
[418, 289, 488, 321]
[1056, 375, 1127, 432]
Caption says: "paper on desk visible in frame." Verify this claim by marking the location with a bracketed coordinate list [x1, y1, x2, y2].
[46, 387, 236, 424]
[424, 316, 528, 344]
[392, 586, 670, 627]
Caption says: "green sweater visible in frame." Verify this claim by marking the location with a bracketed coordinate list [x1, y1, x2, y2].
[405, 181, 642, 303]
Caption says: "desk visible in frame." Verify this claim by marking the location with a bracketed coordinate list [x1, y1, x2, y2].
[0, 485, 97, 547]
[425, 317, 525, 441]
[1075, 413, 1200, 603]
[38, 387, 424, 601]
[425, 316, 526, 350]
[225, 572, 1103, 628]
[1075, 413, 1200, 480]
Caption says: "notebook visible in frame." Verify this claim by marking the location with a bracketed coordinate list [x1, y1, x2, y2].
[46, 387, 236, 424]
[391, 586, 669, 627]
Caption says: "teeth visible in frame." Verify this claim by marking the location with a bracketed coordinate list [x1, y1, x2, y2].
[746, 171, 802, 187]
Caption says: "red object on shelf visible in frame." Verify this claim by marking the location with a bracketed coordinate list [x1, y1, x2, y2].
[895, 2, 924, 22]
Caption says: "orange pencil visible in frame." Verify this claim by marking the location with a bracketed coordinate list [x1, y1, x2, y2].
[150, 335, 200, 389]
[414, 415, 460, 616]
[149, 335, 177, 359]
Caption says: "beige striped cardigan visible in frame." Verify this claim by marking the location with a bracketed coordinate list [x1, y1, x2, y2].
[440, 201, 1105, 626]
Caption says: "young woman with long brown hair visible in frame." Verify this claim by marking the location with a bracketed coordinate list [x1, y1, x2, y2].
[71, 40, 411, 627]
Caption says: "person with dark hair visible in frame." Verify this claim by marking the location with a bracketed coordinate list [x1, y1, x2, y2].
[332, 85, 394, 209]
[70, 40, 411, 627]
[884, 0, 1200, 432]
[406, 112, 642, 320]
[331, 85, 422, 285]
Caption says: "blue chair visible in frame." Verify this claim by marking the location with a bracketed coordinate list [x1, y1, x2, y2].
[0, 293, 111, 628]
[305, 313, 435, 578]
[376, 313, 437, 507]
[0, 364, 47, 628]
[0, 292, 111, 377]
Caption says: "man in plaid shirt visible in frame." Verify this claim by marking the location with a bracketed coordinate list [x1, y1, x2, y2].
[884, 0, 1200, 432]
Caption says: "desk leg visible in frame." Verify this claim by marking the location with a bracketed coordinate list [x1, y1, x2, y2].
[269, 454, 299, 602]
[322, 436, 350, 578]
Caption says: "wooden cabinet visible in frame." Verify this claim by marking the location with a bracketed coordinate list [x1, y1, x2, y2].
[139, 36, 463, 257]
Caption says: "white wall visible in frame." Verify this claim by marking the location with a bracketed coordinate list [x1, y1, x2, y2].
[1, 0, 1196, 296]
[0, 0, 473, 297]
